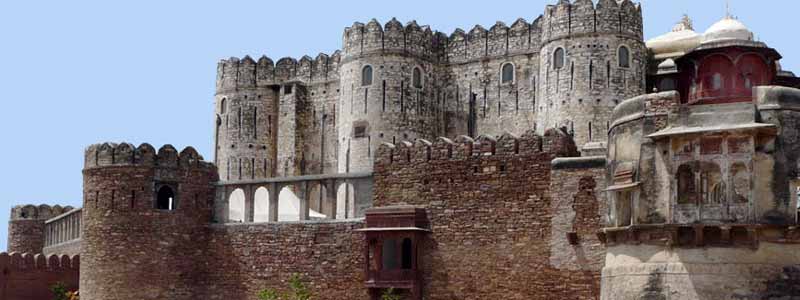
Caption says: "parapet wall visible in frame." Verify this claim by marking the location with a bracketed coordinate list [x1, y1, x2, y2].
[8, 204, 74, 254]
[372, 129, 604, 299]
[0, 252, 79, 300]
[541, 0, 643, 43]
[216, 52, 342, 93]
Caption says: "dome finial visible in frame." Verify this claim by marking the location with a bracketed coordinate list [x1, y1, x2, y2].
[672, 14, 693, 32]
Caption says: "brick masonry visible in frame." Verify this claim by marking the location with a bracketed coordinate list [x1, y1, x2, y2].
[372, 130, 607, 299]
[0, 252, 79, 300]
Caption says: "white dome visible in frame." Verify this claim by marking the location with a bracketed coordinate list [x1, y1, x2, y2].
[704, 17, 753, 43]
[646, 15, 702, 59]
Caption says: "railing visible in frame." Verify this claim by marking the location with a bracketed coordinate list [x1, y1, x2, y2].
[216, 172, 374, 223]
[44, 208, 82, 247]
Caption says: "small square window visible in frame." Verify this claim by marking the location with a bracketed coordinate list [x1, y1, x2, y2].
[284, 85, 293, 94]
[354, 126, 367, 138]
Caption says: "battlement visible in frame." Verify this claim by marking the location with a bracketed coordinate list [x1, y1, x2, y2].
[216, 51, 342, 93]
[341, 19, 446, 63]
[0, 252, 79, 271]
[10, 204, 74, 221]
[83, 142, 213, 170]
[375, 128, 577, 166]
[541, 0, 642, 43]
[446, 17, 543, 64]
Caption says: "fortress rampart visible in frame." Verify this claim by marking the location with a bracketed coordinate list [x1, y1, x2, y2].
[0, 252, 79, 300]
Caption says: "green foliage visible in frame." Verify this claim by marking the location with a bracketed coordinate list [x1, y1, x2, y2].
[381, 288, 402, 300]
[257, 273, 313, 300]
[50, 282, 68, 300]
[257, 288, 280, 300]
[287, 273, 312, 300]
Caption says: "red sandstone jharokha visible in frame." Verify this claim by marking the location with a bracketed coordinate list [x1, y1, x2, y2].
[5, 1, 800, 299]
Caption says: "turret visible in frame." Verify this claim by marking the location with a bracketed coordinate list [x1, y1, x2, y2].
[338, 19, 446, 174]
[80, 142, 217, 300]
[537, 0, 646, 151]
[8, 204, 73, 254]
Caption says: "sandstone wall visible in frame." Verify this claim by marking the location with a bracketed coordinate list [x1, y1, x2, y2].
[199, 220, 366, 300]
[8, 205, 73, 254]
[0, 252, 79, 300]
[372, 130, 604, 299]
[80, 143, 217, 300]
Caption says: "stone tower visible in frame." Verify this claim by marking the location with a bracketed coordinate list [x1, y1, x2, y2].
[8, 204, 72, 254]
[215, 56, 280, 181]
[537, 0, 645, 150]
[80, 143, 217, 300]
[337, 19, 447, 173]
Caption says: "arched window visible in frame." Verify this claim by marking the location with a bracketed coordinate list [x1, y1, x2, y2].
[220, 98, 227, 114]
[501, 63, 515, 84]
[412, 67, 423, 89]
[554, 48, 565, 70]
[156, 186, 176, 210]
[618, 46, 630, 68]
[362, 65, 373, 86]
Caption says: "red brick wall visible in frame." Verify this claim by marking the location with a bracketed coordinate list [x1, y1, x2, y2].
[372, 131, 603, 300]
[0, 252, 79, 300]
[199, 221, 367, 300]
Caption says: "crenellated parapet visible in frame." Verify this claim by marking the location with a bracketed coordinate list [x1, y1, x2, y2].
[375, 129, 577, 167]
[0, 252, 80, 299]
[84, 142, 213, 171]
[446, 17, 542, 65]
[216, 51, 342, 93]
[10, 204, 74, 221]
[541, 0, 643, 43]
[0, 252, 79, 271]
[341, 19, 446, 63]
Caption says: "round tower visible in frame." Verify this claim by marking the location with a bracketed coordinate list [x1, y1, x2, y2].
[537, 0, 646, 150]
[80, 142, 217, 300]
[8, 204, 72, 254]
[338, 19, 446, 173]
[215, 55, 279, 181]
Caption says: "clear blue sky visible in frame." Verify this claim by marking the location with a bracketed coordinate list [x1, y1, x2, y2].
[0, 0, 796, 251]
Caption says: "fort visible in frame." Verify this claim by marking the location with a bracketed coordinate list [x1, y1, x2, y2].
[5, 0, 800, 299]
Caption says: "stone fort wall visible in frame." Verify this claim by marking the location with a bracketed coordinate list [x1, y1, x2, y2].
[213, 0, 646, 182]
[372, 129, 607, 299]
[8, 205, 74, 255]
[0, 252, 79, 300]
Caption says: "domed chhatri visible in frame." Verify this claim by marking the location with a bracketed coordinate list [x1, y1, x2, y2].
[646, 15, 702, 58]
[704, 16, 754, 43]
